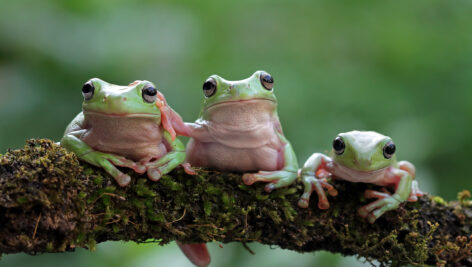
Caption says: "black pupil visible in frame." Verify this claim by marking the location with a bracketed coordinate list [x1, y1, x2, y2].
[82, 83, 93, 93]
[203, 81, 215, 91]
[144, 87, 157, 96]
[333, 138, 344, 151]
[385, 143, 396, 155]
[262, 74, 273, 84]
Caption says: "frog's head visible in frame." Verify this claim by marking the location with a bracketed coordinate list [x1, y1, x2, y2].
[199, 70, 277, 118]
[330, 131, 397, 172]
[81, 78, 161, 118]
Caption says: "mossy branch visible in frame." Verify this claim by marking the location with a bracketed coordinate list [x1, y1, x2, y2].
[1, 139, 472, 266]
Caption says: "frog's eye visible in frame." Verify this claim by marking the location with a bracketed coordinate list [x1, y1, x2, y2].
[332, 136, 345, 155]
[383, 141, 396, 159]
[260, 72, 274, 90]
[82, 81, 95, 100]
[203, 78, 217, 98]
[142, 85, 158, 103]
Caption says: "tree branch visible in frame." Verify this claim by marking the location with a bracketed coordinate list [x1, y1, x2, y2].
[1, 139, 471, 266]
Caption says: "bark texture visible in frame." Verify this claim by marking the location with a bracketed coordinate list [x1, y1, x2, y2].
[0, 139, 471, 266]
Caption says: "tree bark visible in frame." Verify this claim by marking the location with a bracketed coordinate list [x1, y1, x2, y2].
[0, 139, 471, 266]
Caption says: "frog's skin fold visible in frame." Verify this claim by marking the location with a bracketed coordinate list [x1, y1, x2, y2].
[299, 130, 424, 223]
[60, 78, 195, 187]
[180, 71, 299, 266]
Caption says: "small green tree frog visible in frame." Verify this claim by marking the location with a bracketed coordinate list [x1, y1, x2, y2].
[299, 131, 423, 223]
[180, 71, 299, 267]
[61, 78, 194, 187]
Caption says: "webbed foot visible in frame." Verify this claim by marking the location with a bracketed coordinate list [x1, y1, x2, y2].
[242, 170, 298, 192]
[81, 151, 143, 187]
[144, 151, 189, 181]
[298, 176, 337, 209]
[358, 192, 402, 223]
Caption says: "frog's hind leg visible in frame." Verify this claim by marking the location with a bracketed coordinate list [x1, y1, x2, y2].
[397, 160, 424, 201]
[408, 180, 425, 202]
[61, 133, 141, 187]
[242, 170, 298, 192]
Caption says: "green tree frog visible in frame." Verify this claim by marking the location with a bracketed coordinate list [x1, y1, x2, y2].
[299, 131, 423, 223]
[61, 78, 194, 187]
[180, 71, 299, 267]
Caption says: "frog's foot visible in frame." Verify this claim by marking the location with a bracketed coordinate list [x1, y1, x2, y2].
[145, 152, 186, 181]
[358, 195, 402, 224]
[81, 151, 141, 187]
[242, 170, 298, 192]
[408, 180, 425, 202]
[181, 163, 196, 175]
[298, 176, 337, 209]
[364, 188, 392, 199]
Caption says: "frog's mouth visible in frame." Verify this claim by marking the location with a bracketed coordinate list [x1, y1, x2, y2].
[83, 110, 160, 118]
[204, 98, 276, 111]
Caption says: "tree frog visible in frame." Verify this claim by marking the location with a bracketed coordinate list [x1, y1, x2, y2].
[180, 71, 299, 267]
[186, 70, 299, 190]
[298, 131, 423, 223]
[61, 78, 194, 187]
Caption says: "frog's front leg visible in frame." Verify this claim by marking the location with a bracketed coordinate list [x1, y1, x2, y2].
[61, 131, 145, 187]
[358, 167, 413, 223]
[144, 131, 195, 181]
[242, 134, 298, 192]
[297, 153, 338, 209]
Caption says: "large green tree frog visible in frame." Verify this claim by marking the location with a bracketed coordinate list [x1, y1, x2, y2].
[179, 71, 299, 267]
[298, 131, 423, 223]
[61, 78, 194, 187]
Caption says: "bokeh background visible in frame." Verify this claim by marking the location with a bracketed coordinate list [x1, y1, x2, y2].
[1, 0, 471, 266]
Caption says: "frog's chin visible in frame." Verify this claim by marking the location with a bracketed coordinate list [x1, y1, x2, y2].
[332, 162, 390, 184]
[83, 110, 160, 118]
[204, 98, 276, 111]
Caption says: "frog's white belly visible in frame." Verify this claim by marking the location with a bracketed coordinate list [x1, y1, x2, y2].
[332, 163, 392, 186]
[187, 99, 284, 172]
[186, 124, 283, 172]
[81, 114, 167, 161]
[187, 139, 281, 172]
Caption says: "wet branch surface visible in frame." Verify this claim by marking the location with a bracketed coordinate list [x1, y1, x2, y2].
[1, 139, 472, 266]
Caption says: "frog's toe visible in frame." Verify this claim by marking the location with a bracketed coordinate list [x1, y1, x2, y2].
[116, 174, 131, 187]
[297, 198, 309, 209]
[182, 163, 196, 175]
[264, 183, 276, 192]
[147, 168, 162, 181]
[133, 164, 147, 174]
[364, 189, 391, 200]
[242, 173, 257, 185]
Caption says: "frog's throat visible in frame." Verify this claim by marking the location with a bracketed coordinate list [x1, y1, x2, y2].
[83, 110, 160, 118]
[204, 98, 276, 112]
[331, 162, 390, 184]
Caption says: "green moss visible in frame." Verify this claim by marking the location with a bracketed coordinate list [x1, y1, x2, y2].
[1, 139, 472, 266]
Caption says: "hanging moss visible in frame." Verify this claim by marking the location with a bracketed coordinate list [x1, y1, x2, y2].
[0, 139, 471, 266]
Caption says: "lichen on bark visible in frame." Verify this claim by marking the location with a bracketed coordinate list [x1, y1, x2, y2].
[0, 139, 471, 266]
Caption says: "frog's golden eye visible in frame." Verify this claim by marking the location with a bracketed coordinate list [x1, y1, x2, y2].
[142, 85, 158, 103]
[383, 142, 396, 159]
[260, 72, 274, 90]
[333, 136, 345, 155]
[82, 81, 95, 100]
[203, 78, 217, 98]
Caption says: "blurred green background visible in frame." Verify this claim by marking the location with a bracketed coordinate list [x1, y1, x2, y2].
[1, 0, 471, 266]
